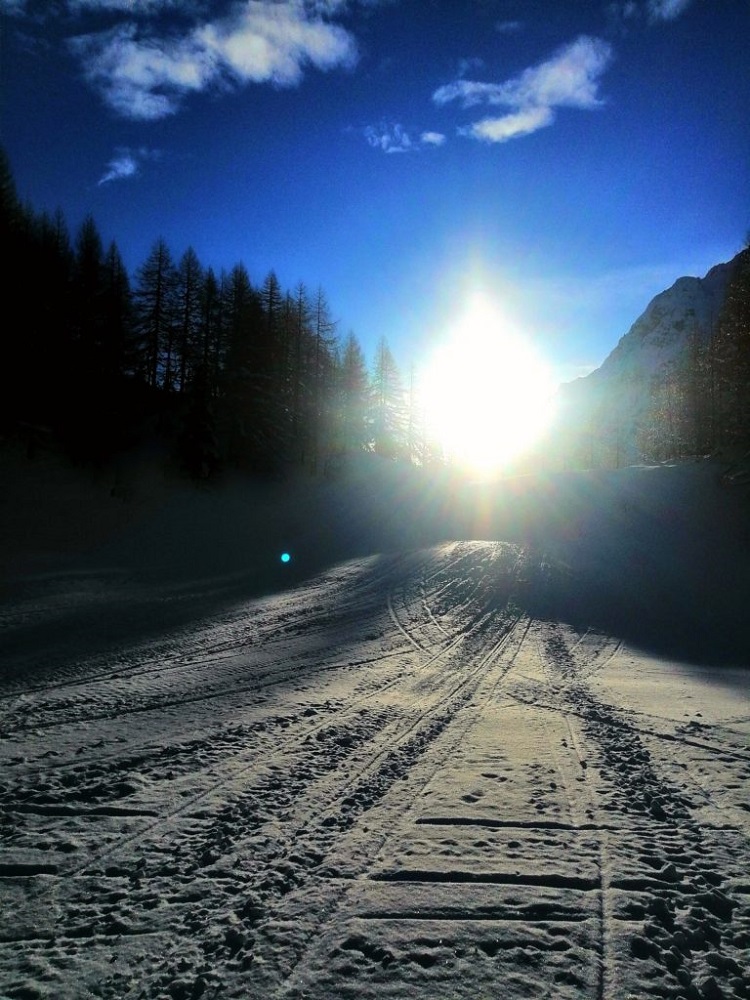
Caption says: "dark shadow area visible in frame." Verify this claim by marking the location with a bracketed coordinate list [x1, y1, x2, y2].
[471, 461, 750, 669]
[2, 449, 748, 685]
[0, 449, 455, 683]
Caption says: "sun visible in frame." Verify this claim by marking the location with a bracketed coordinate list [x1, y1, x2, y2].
[420, 296, 557, 476]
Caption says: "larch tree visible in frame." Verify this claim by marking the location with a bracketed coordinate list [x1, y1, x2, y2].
[30, 209, 75, 427]
[71, 215, 106, 368]
[288, 282, 312, 465]
[370, 336, 407, 459]
[101, 241, 132, 383]
[197, 266, 225, 388]
[333, 332, 369, 460]
[133, 238, 177, 390]
[175, 246, 204, 393]
[220, 263, 279, 470]
[307, 286, 338, 472]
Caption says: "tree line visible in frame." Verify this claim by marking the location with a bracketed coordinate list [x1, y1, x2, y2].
[5, 143, 746, 480]
[0, 149, 431, 479]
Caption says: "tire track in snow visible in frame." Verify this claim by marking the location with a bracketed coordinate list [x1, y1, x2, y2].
[534, 620, 748, 1000]
[89, 601, 526, 996]
[2, 553, 519, 881]
[248, 612, 535, 998]
[3, 551, 515, 895]
[269, 613, 612, 1000]
[1, 550, 475, 736]
[0, 553, 410, 701]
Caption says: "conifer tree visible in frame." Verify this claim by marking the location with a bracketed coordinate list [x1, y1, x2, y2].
[307, 287, 338, 472]
[64, 216, 110, 456]
[288, 282, 312, 464]
[333, 332, 369, 459]
[220, 263, 279, 470]
[370, 336, 406, 459]
[30, 209, 75, 427]
[71, 215, 106, 367]
[101, 241, 132, 382]
[0, 152, 38, 432]
[198, 266, 224, 386]
[133, 238, 177, 390]
[175, 246, 204, 393]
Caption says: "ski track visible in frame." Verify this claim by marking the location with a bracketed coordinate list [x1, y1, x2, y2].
[1, 541, 748, 1000]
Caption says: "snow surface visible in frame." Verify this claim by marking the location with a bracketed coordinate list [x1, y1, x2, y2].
[1, 452, 749, 999]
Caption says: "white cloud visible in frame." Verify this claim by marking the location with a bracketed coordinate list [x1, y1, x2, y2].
[99, 150, 137, 184]
[434, 35, 613, 144]
[197, 2, 356, 86]
[363, 124, 448, 153]
[433, 79, 497, 108]
[69, 23, 215, 119]
[608, 0, 692, 25]
[98, 145, 158, 184]
[67, 1, 358, 120]
[435, 36, 612, 111]
[364, 122, 412, 153]
[647, 0, 692, 21]
[465, 105, 554, 143]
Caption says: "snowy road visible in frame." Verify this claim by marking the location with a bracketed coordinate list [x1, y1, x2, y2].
[1, 541, 749, 999]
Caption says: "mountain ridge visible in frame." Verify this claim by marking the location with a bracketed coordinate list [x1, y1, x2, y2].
[551, 248, 747, 467]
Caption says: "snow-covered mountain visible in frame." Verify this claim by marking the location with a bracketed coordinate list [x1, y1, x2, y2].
[553, 251, 743, 466]
[596, 258, 734, 379]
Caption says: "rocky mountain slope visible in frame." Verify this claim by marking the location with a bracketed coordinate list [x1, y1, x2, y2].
[552, 251, 744, 467]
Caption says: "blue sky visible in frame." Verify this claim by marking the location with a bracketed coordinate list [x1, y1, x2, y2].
[1, 0, 748, 383]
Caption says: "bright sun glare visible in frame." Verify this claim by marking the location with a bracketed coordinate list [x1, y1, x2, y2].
[421, 296, 557, 476]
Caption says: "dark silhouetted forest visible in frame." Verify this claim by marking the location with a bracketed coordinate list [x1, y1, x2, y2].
[1, 149, 433, 480]
[2, 146, 747, 479]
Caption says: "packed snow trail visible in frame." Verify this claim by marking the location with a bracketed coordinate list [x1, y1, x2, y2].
[0, 542, 748, 999]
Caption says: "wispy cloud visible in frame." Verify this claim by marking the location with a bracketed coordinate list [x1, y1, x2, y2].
[363, 123, 446, 153]
[495, 19, 522, 34]
[1, 0, 183, 13]
[68, 0, 180, 12]
[457, 55, 484, 77]
[608, 0, 693, 26]
[364, 123, 412, 153]
[66, 1, 358, 120]
[433, 35, 613, 143]
[647, 0, 692, 21]
[434, 36, 612, 111]
[98, 146, 158, 185]
[69, 23, 212, 120]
